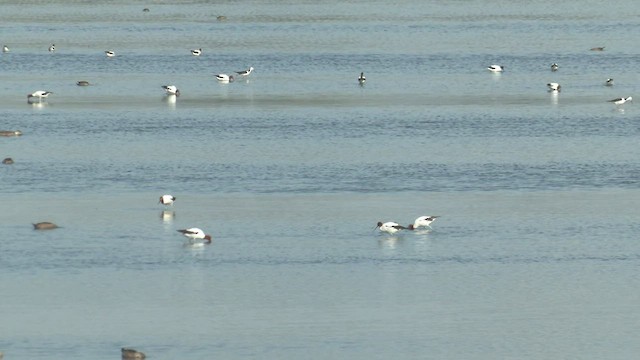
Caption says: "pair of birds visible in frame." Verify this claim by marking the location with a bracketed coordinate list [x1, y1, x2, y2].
[159, 194, 213, 246]
[216, 66, 254, 83]
[376, 216, 440, 235]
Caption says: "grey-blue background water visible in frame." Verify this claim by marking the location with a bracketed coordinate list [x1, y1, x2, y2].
[2, 1, 640, 359]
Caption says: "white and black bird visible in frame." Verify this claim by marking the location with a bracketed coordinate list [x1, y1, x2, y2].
[105, 50, 115, 57]
[191, 48, 202, 56]
[550, 63, 558, 71]
[608, 96, 632, 105]
[376, 221, 406, 235]
[547, 82, 561, 92]
[159, 194, 176, 205]
[487, 64, 504, 72]
[48, 44, 56, 52]
[27, 90, 53, 100]
[161, 85, 180, 96]
[2, 45, 9, 53]
[216, 73, 234, 83]
[605, 78, 614, 86]
[408, 216, 440, 230]
[235, 66, 254, 77]
[358, 72, 366, 85]
[177, 228, 212, 245]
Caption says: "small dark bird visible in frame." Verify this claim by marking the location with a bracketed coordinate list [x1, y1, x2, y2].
[121, 348, 146, 359]
[33, 222, 59, 230]
[2, 157, 14, 165]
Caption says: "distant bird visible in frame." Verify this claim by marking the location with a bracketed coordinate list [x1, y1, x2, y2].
[27, 90, 52, 100]
[2, 45, 9, 53]
[487, 64, 504, 72]
[408, 216, 440, 230]
[105, 50, 115, 57]
[376, 221, 406, 235]
[142, 8, 150, 12]
[177, 228, 212, 245]
[216, 74, 234, 83]
[235, 66, 254, 77]
[121, 348, 146, 359]
[608, 96, 632, 105]
[0, 130, 22, 136]
[605, 78, 614, 86]
[550, 63, 558, 71]
[216, 15, 227, 21]
[590, 47, 605, 51]
[159, 194, 176, 205]
[547, 82, 561, 91]
[161, 85, 180, 96]
[358, 72, 366, 85]
[33, 222, 59, 230]
[191, 48, 202, 56]
[48, 44, 56, 52]
[76, 80, 91, 86]
[2, 157, 14, 165]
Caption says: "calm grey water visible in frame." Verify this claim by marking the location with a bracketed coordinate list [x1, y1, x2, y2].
[2, 1, 640, 359]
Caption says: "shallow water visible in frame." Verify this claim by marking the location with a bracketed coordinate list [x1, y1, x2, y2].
[2, 1, 640, 359]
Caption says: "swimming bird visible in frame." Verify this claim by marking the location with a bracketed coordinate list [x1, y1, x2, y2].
[27, 90, 52, 100]
[487, 64, 504, 72]
[142, 8, 150, 12]
[235, 66, 254, 77]
[191, 48, 202, 56]
[605, 78, 614, 86]
[376, 221, 406, 235]
[590, 46, 605, 51]
[161, 85, 180, 96]
[550, 63, 558, 71]
[33, 222, 58, 230]
[48, 44, 55, 52]
[177, 228, 212, 244]
[2, 157, 14, 165]
[159, 194, 176, 205]
[121, 348, 146, 359]
[608, 96, 632, 105]
[217, 15, 227, 21]
[2, 45, 9, 53]
[105, 50, 115, 57]
[0, 130, 22, 136]
[408, 216, 440, 230]
[76, 80, 91, 86]
[358, 72, 366, 85]
[547, 82, 561, 91]
[216, 74, 234, 83]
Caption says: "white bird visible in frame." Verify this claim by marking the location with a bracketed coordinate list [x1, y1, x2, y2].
[27, 90, 53, 100]
[376, 221, 406, 235]
[2, 45, 9, 53]
[605, 78, 614, 86]
[161, 85, 180, 96]
[487, 64, 504, 72]
[547, 82, 561, 91]
[408, 216, 440, 230]
[191, 48, 202, 56]
[358, 72, 366, 85]
[48, 44, 55, 52]
[608, 96, 632, 105]
[159, 194, 176, 205]
[216, 74, 235, 83]
[105, 50, 115, 57]
[550, 63, 558, 71]
[235, 66, 254, 77]
[177, 228, 212, 244]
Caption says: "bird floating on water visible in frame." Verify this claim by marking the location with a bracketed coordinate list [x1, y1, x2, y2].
[358, 72, 366, 85]
[547, 82, 561, 92]
[27, 90, 52, 100]
[408, 216, 440, 230]
[376, 221, 406, 235]
[177, 228, 212, 245]
[121, 348, 146, 359]
[159, 194, 176, 205]
[235, 66, 254, 77]
[105, 50, 115, 57]
[0, 130, 22, 136]
[2, 45, 9, 53]
[33, 222, 59, 230]
[487, 64, 504, 72]
[590, 46, 605, 51]
[216, 74, 234, 83]
[161, 85, 180, 96]
[550, 63, 558, 71]
[191, 48, 202, 56]
[48, 44, 56, 52]
[76, 80, 91, 86]
[608, 96, 632, 105]
[605, 78, 614, 86]
[3, 157, 14, 165]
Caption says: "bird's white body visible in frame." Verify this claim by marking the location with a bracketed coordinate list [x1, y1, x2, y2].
[550, 63, 558, 71]
[487, 64, 504, 72]
[28, 90, 52, 99]
[236, 66, 254, 77]
[161, 85, 180, 96]
[177, 228, 212, 244]
[605, 78, 614, 86]
[159, 194, 176, 205]
[191, 48, 202, 56]
[105, 50, 115, 57]
[2, 45, 9, 53]
[409, 216, 440, 230]
[216, 74, 234, 83]
[609, 96, 632, 105]
[547, 82, 561, 91]
[376, 221, 405, 235]
[49, 44, 56, 52]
